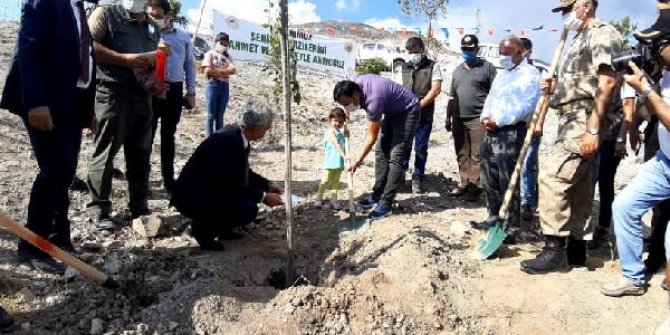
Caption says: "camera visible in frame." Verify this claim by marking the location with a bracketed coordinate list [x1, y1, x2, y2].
[612, 42, 655, 74]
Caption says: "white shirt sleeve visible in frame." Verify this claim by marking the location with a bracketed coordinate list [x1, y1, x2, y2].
[431, 62, 443, 82]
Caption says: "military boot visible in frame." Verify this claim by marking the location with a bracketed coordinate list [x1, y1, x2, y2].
[567, 238, 587, 267]
[520, 235, 569, 274]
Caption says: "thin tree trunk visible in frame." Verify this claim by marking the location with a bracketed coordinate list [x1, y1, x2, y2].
[278, 0, 295, 287]
[192, 0, 208, 44]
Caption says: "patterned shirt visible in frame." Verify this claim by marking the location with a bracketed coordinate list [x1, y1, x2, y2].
[551, 19, 623, 108]
[202, 50, 233, 83]
[480, 59, 540, 127]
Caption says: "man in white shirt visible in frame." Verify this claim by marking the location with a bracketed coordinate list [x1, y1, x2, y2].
[479, 36, 540, 237]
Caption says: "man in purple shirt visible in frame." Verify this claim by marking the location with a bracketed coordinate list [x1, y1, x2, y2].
[334, 74, 420, 219]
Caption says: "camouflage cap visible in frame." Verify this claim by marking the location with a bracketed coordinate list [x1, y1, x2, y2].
[551, 0, 577, 12]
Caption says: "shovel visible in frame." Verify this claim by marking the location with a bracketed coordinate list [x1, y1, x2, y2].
[475, 28, 570, 260]
[0, 209, 119, 288]
[336, 130, 369, 239]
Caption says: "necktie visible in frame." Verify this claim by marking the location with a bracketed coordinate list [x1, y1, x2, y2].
[75, 1, 91, 84]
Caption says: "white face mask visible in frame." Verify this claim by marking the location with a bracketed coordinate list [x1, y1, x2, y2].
[343, 103, 359, 113]
[121, 0, 146, 14]
[215, 44, 228, 53]
[152, 18, 167, 29]
[499, 55, 516, 70]
[408, 53, 423, 65]
[563, 11, 584, 32]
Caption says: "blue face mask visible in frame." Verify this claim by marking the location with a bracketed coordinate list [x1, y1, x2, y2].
[462, 50, 477, 63]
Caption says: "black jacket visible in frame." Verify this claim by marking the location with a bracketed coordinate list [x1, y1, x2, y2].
[0, 0, 96, 126]
[172, 124, 271, 207]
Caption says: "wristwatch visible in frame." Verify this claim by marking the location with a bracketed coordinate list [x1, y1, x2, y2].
[615, 136, 625, 144]
[586, 127, 600, 136]
[640, 84, 653, 101]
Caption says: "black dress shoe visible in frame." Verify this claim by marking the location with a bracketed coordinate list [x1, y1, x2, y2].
[111, 167, 126, 180]
[90, 216, 116, 231]
[587, 227, 609, 250]
[191, 223, 225, 251]
[17, 253, 65, 275]
[219, 230, 245, 240]
[69, 176, 89, 192]
[48, 234, 76, 253]
[0, 306, 15, 333]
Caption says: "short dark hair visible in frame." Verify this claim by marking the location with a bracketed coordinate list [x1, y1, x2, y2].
[333, 80, 362, 101]
[328, 107, 348, 121]
[520, 38, 532, 52]
[216, 32, 230, 42]
[405, 37, 425, 50]
[147, 0, 170, 13]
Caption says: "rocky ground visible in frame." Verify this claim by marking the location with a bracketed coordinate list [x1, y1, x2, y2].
[0, 20, 667, 335]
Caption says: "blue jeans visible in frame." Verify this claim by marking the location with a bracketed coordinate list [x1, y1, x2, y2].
[613, 150, 670, 285]
[411, 119, 433, 180]
[520, 138, 539, 208]
[205, 80, 230, 136]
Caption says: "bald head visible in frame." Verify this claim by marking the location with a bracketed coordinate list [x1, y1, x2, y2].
[499, 36, 525, 69]
[500, 36, 523, 51]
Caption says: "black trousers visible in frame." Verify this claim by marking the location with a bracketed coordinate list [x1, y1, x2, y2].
[19, 110, 82, 257]
[480, 123, 526, 227]
[596, 139, 622, 229]
[373, 110, 419, 203]
[151, 82, 184, 185]
[173, 191, 259, 237]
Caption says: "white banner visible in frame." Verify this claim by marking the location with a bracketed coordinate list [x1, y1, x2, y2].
[211, 10, 357, 78]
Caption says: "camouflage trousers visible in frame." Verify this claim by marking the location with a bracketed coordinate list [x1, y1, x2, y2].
[538, 103, 596, 240]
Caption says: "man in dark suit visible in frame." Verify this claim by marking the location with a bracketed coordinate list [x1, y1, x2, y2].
[171, 102, 283, 250]
[0, 0, 97, 273]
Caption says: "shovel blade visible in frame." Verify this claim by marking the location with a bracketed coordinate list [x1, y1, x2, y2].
[336, 215, 370, 239]
[474, 221, 506, 260]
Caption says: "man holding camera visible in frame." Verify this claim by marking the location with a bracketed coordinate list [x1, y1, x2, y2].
[601, 11, 670, 300]
[520, 0, 622, 274]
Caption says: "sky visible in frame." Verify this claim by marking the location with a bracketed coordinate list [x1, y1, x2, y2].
[0, 0, 658, 61]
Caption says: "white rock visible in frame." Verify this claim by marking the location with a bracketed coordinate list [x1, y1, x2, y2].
[132, 214, 165, 238]
[19, 287, 35, 302]
[104, 257, 121, 275]
[90, 318, 105, 335]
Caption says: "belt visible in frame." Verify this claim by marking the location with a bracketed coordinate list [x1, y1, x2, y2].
[166, 81, 183, 85]
[496, 122, 526, 131]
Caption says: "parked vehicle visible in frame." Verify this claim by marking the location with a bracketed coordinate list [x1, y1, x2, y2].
[357, 42, 408, 69]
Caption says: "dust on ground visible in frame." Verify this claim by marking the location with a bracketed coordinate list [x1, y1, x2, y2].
[0, 21, 667, 335]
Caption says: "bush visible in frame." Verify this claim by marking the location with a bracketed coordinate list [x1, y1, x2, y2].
[356, 58, 388, 75]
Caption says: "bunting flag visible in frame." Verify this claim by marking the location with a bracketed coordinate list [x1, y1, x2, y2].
[441, 28, 449, 38]
[289, 24, 560, 38]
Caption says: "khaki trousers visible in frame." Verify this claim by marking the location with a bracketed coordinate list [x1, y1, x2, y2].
[538, 103, 596, 240]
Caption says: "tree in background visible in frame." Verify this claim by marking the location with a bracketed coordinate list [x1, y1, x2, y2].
[398, 0, 449, 40]
[610, 16, 638, 52]
[356, 58, 388, 75]
[168, 0, 189, 26]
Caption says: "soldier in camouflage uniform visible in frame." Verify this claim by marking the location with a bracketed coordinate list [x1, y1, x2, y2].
[520, 0, 623, 274]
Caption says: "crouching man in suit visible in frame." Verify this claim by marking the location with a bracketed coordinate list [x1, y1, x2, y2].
[171, 101, 283, 250]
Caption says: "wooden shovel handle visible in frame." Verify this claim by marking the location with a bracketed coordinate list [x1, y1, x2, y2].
[497, 28, 570, 220]
[0, 209, 116, 288]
